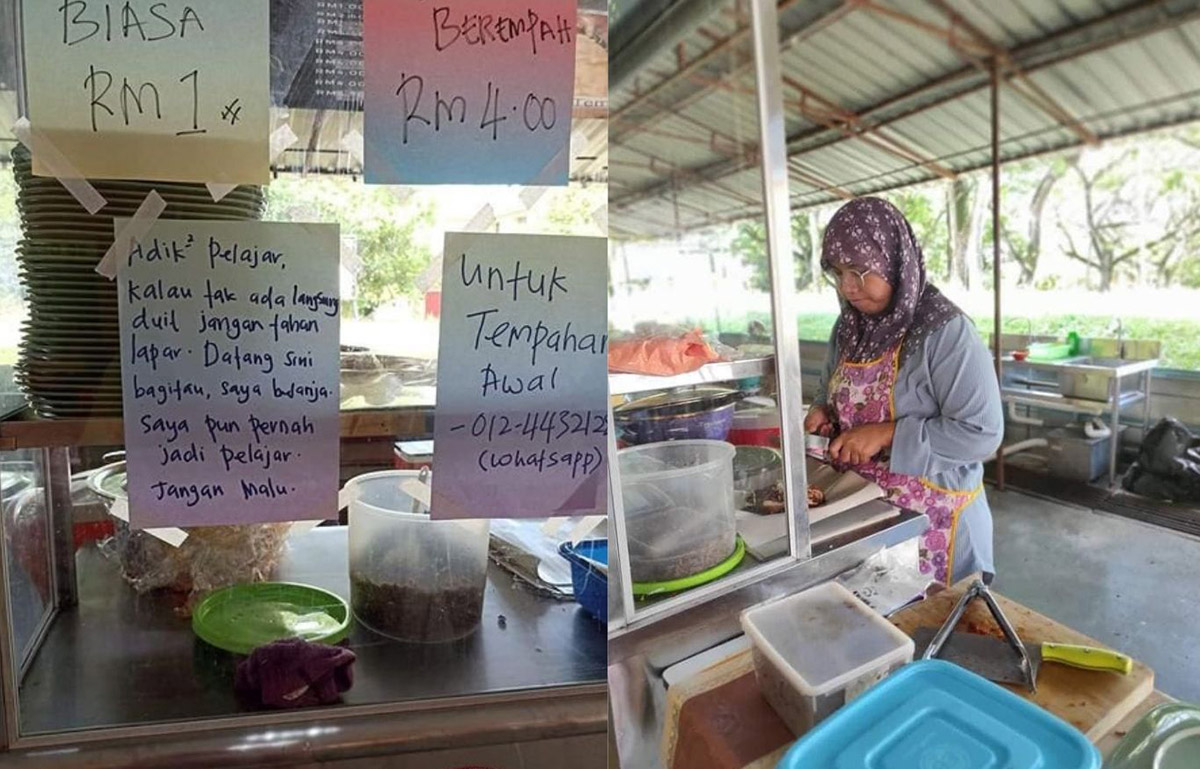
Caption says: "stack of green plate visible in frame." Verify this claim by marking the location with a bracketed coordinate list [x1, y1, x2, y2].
[11, 144, 266, 419]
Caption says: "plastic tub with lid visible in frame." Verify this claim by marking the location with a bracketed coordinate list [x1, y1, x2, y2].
[740, 581, 914, 736]
[728, 406, 781, 447]
[778, 659, 1100, 769]
[344, 470, 490, 643]
[618, 440, 736, 583]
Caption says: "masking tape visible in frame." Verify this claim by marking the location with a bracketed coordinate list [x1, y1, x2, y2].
[12, 118, 107, 215]
[340, 129, 364, 165]
[289, 519, 324, 536]
[109, 498, 189, 547]
[205, 182, 237, 202]
[272, 123, 300, 165]
[569, 515, 604, 544]
[205, 124, 299, 202]
[96, 190, 167, 280]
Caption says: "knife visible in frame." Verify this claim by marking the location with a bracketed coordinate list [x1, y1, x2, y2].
[912, 627, 1132, 687]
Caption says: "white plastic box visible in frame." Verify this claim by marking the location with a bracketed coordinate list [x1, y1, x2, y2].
[740, 581, 914, 736]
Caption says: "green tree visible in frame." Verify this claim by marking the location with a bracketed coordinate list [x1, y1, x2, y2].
[886, 187, 948, 280]
[730, 212, 814, 292]
[264, 176, 434, 315]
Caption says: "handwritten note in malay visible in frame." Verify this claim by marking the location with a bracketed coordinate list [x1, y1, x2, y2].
[364, 0, 577, 185]
[431, 233, 607, 520]
[117, 221, 340, 529]
[21, 1, 269, 184]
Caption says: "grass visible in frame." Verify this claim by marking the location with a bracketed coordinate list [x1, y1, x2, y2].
[687, 312, 1200, 372]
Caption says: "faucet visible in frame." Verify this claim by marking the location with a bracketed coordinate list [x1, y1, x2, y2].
[1107, 317, 1125, 358]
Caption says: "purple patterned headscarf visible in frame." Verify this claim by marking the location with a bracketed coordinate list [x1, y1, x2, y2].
[822, 197, 962, 365]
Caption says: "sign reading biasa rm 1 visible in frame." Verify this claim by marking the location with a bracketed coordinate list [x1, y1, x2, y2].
[21, 0, 269, 184]
[364, 0, 577, 186]
[117, 221, 340, 529]
[432, 233, 607, 520]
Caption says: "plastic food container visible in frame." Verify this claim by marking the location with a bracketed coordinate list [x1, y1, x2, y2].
[345, 470, 490, 643]
[559, 539, 607, 622]
[778, 660, 1101, 769]
[740, 582, 914, 736]
[88, 461, 291, 612]
[614, 388, 741, 445]
[1104, 703, 1200, 769]
[728, 406, 781, 447]
[619, 440, 736, 583]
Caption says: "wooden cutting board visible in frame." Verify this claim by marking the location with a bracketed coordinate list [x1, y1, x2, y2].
[890, 580, 1155, 740]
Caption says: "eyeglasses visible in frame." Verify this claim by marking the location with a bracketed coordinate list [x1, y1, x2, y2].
[823, 265, 872, 292]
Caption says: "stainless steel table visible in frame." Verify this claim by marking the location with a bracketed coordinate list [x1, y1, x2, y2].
[3, 527, 606, 767]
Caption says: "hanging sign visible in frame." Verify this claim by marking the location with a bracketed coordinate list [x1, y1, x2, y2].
[431, 233, 607, 520]
[363, 0, 577, 185]
[117, 221, 340, 529]
[21, 0, 270, 184]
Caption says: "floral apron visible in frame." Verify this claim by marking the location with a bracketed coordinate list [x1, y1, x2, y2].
[828, 343, 980, 585]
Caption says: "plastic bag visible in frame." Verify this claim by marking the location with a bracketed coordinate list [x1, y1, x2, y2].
[837, 540, 933, 617]
[1122, 418, 1200, 503]
[608, 328, 724, 376]
[100, 521, 291, 615]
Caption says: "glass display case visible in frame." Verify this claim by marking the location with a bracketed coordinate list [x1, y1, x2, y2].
[606, 0, 928, 634]
[0, 2, 609, 765]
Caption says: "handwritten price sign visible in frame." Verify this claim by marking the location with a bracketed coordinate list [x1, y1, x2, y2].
[431, 233, 607, 520]
[21, 1, 269, 184]
[364, 0, 577, 186]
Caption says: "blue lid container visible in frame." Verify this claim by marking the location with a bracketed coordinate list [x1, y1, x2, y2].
[778, 659, 1100, 769]
[559, 540, 607, 623]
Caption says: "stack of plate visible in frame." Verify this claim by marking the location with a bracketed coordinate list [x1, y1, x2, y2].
[11, 144, 266, 419]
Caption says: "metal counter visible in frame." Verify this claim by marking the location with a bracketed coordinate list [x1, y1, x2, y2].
[2, 527, 606, 766]
[608, 510, 928, 768]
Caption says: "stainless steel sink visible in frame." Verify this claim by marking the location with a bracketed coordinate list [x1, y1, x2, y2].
[1006, 356, 1159, 402]
[1047, 357, 1157, 401]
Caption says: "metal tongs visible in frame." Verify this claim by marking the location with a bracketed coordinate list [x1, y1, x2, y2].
[921, 579, 1037, 692]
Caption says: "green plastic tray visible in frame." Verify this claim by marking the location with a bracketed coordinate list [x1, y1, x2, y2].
[632, 537, 747, 598]
[192, 582, 351, 655]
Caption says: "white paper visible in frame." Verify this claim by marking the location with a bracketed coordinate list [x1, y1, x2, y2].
[117, 221, 341, 528]
[21, 0, 269, 184]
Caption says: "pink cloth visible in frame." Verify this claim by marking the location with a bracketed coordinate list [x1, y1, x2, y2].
[608, 330, 720, 376]
[235, 639, 356, 709]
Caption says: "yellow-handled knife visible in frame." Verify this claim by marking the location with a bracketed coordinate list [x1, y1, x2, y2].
[1039, 642, 1133, 674]
[912, 628, 1132, 687]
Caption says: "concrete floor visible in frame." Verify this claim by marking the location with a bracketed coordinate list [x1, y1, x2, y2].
[989, 487, 1200, 703]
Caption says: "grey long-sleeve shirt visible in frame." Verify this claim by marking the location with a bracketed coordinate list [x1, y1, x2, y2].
[813, 314, 1004, 580]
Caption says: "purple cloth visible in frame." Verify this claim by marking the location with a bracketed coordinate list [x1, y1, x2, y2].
[235, 639, 355, 709]
[821, 197, 962, 365]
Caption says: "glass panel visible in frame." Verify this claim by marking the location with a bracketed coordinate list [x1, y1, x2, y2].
[1, 449, 49, 670]
[610, 0, 795, 616]
[3, 0, 608, 736]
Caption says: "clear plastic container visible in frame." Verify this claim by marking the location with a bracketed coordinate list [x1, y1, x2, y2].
[618, 440, 736, 583]
[345, 470, 490, 643]
[740, 582, 914, 736]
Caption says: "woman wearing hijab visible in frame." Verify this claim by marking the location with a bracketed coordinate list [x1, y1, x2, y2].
[805, 197, 1003, 585]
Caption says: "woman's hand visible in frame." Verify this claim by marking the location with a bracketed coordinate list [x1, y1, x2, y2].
[805, 404, 835, 437]
[829, 422, 896, 466]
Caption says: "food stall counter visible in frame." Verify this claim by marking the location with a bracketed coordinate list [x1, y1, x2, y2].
[2, 526, 606, 767]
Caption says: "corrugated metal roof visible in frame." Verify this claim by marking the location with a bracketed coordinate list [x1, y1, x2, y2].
[611, 0, 1200, 238]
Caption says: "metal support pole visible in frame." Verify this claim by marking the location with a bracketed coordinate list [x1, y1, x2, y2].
[991, 58, 1006, 492]
[750, 0, 810, 559]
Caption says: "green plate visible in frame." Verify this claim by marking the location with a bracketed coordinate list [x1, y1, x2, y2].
[631, 537, 747, 598]
[192, 582, 351, 655]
